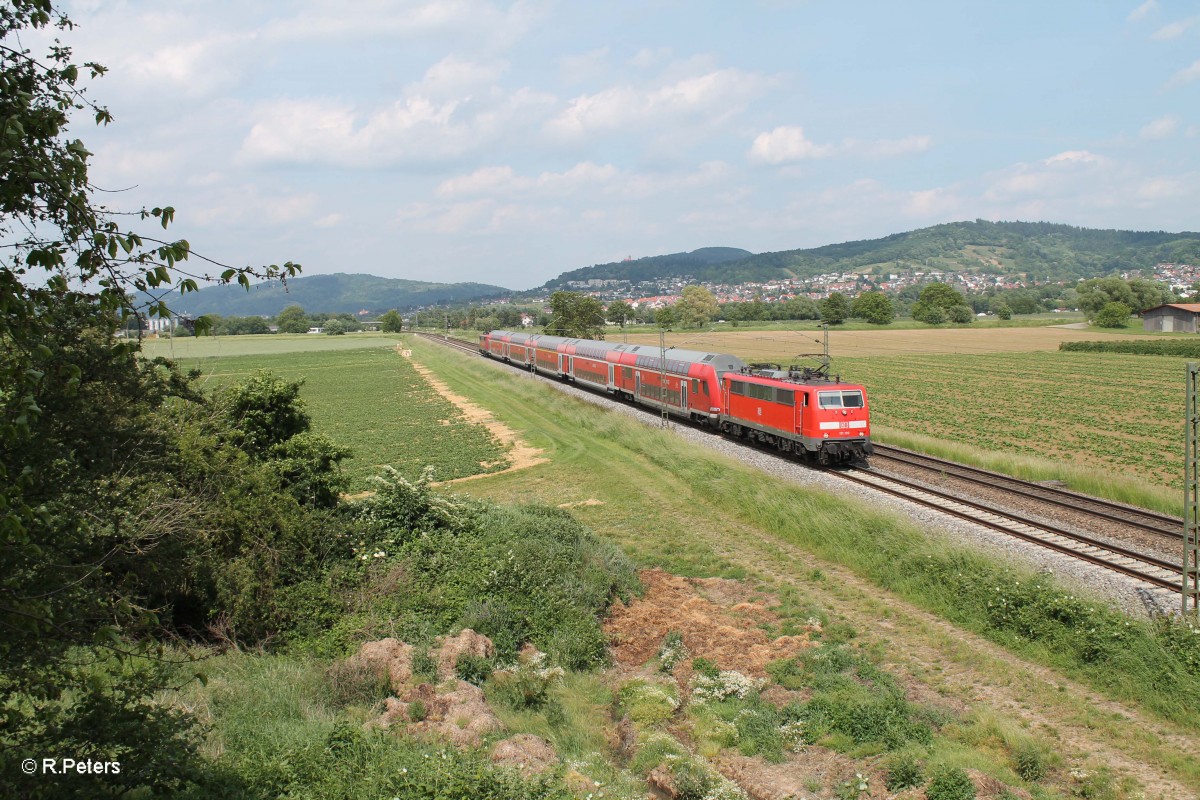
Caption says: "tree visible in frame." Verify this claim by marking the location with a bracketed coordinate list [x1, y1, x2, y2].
[276, 304, 310, 333]
[992, 300, 1012, 320]
[654, 305, 678, 329]
[1077, 277, 1171, 321]
[911, 283, 966, 324]
[546, 291, 606, 339]
[675, 285, 720, 328]
[820, 292, 852, 324]
[606, 299, 634, 328]
[850, 291, 894, 325]
[1, 4, 299, 791]
[948, 304, 975, 324]
[379, 309, 404, 332]
[1095, 301, 1132, 328]
[324, 318, 347, 335]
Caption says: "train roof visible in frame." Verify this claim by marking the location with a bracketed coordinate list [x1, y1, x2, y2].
[486, 330, 745, 376]
[727, 370, 865, 390]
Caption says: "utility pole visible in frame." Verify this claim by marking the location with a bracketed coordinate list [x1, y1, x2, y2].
[659, 327, 670, 428]
[1185, 363, 1200, 616]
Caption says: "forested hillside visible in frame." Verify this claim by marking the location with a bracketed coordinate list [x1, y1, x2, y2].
[543, 221, 1200, 286]
[544, 246, 753, 287]
[159, 273, 511, 317]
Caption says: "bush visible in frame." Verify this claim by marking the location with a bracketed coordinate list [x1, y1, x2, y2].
[884, 752, 924, 791]
[324, 658, 392, 709]
[1014, 742, 1046, 782]
[454, 653, 494, 685]
[619, 680, 679, 727]
[1094, 301, 1131, 328]
[349, 482, 638, 666]
[925, 766, 976, 800]
[1061, 339, 1200, 357]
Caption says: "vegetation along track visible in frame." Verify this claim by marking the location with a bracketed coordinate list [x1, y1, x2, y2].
[414, 331, 1184, 595]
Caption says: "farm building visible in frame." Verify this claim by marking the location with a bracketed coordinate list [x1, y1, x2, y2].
[1141, 303, 1200, 333]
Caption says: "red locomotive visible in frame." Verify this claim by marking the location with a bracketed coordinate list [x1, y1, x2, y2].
[479, 330, 871, 464]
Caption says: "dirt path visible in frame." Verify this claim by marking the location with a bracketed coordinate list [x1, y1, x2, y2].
[398, 346, 548, 483]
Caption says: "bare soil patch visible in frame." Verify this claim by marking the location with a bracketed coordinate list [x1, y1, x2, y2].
[604, 568, 817, 679]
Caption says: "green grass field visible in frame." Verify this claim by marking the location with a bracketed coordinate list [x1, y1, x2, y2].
[148, 334, 508, 489]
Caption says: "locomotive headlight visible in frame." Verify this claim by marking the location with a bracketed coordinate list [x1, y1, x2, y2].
[842, 409, 848, 416]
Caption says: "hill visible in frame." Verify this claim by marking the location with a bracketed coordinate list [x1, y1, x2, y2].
[542, 221, 1200, 286]
[544, 246, 753, 287]
[158, 273, 512, 317]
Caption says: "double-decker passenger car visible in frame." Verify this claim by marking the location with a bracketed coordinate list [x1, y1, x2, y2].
[479, 330, 871, 464]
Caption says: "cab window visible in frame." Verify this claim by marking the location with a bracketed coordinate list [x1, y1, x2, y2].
[819, 390, 864, 408]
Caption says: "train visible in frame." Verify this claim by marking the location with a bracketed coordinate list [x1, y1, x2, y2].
[478, 330, 872, 465]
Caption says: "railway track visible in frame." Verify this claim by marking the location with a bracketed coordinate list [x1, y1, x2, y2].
[836, 467, 1182, 592]
[871, 444, 1182, 541]
[412, 330, 1184, 594]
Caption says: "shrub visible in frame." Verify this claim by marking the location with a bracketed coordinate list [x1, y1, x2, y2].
[658, 630, 689, 673]
[925, 766, 976, 800]
[619, 680, 679, 727]
[1014, 742, 1046, 782]
[884, 752, 924, 791]
[489, 658, 563, 711]
[454, 653, 494, 685]
[324, 658, 392, 709]
[411, 651, 438, 682]
[1061, 338, 1200, 357]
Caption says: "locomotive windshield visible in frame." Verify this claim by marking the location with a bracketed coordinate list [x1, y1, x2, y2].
[818, 390, 864, 409]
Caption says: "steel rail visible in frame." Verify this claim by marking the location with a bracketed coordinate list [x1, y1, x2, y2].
[835, 468, 1181, 592]
[871, 444, 1181, 538]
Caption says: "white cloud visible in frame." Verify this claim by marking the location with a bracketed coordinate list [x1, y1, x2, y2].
[559, 48, 610, 84]
[1043, 150, 1107, 166]
[858, 135, 933, 159]
[435, 162, 618, 198]
[904, 187, 961, 218]
[1167, 58, 1200, 87]
[1152, 15, 1199, 40]
[238, 79, 554, 168]
[546, 68, 765, 138]
[1128, 0, 1159, 21]
[748, 126, 833, 164]
[263, 0, 541, 49]
[1140, 114, 1178, 139]
[412, 56, 507, 97]
[749, 128, 932, 164]
[630, 47, 673, 69]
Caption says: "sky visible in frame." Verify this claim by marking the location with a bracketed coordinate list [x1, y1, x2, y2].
[30, 0, 1200, 290]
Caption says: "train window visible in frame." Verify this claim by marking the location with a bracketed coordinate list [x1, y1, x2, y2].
[622, 367, 633, 379]
[819, 390, 864, 408]
[730, 381, 745, 396]
[802, 393, 810, 407]
[775, 389, 794, 406]
[692, 379, 700, 393]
